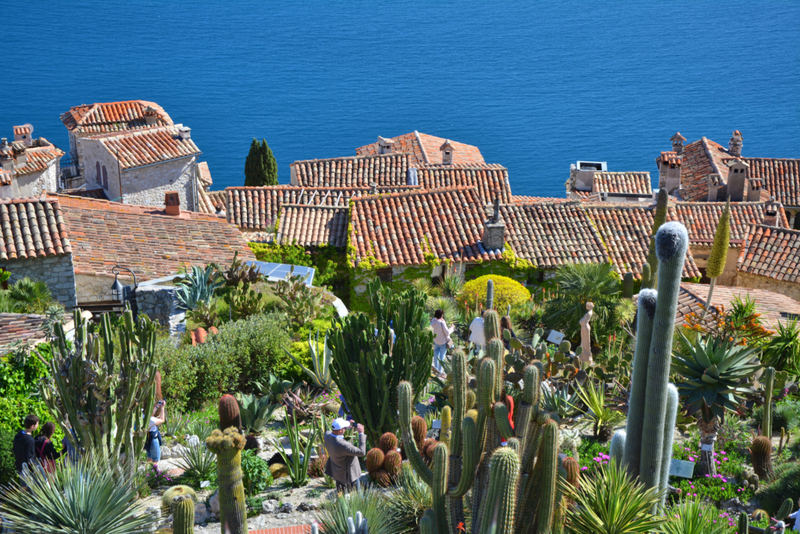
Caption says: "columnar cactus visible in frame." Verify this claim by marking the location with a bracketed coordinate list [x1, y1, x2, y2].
[171, 494, 195, 534]
[763, 366, 775, 437]
[562, 456, 580, 490]
[486, 278, 495, 310]
[659, 385, 680, 504]
[738, 511, 748, 534]
[162, 485, 196, 517]
[534, 420, 559, 534]
[219, 394, 241, 432]
[440, 405, 452, 448]
[206, 427, 247, 534]
[623, 272, 634, 299]
[477, 447, 520, 534]
[644, 187, 670, 289]
[484, 310, 501, 343]
[750, 435, 773, 479]
[432, 443, 450, 534]
[609, 429, 626, 465]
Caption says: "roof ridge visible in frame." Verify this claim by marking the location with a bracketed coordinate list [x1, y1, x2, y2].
[76, 103, 100, 126]
[414, 130, 430, 164]
[349, 185, 476, 202]
[279, 203, 348, 210]
[701, 137, 726, 177]
[291, 152, 407, 166]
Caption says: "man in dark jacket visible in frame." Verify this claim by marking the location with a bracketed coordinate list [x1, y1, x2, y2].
[13, 414, 39, 482]
[324, 418, 366, 493]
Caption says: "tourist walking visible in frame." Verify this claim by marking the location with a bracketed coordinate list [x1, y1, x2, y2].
[12, 414, 39, 486]
[144, 400, 166, 463]
[34, 422, 61, 473]
[324, 418, 366, 493]
[430, 309, 454, 376]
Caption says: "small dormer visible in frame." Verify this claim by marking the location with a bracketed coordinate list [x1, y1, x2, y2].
[727, 158, 749, 201]
[13, 124, 34, 147]
[670, 132, 687, 155]
[729, 130, 743, 157]
[377, 136, 395, 155]
[440, 140, 455, 165]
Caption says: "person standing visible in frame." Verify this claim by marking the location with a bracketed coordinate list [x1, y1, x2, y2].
[500, 315, 517, 350]
[13, 414, 39, 484]
[430, 309, 454, 376]
[34, 422, 61, 473]
[324, 418, 366, 493]
[145, 400, 166, 463]
[469, 312, 486, 354]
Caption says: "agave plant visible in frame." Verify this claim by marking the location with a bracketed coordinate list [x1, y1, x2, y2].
[573, 381, 626, 442]
[561, 460, 666, 534]
[176, 264, 224, 311]
[0, 455, 159, 534]
[237, 393, 280, 434]
[174, 442, 217, 483]
[266, 412, 318, 487]
[282, 329, 336, 391]
[316, 486, 392, 534]
[161, 410, 197, 438]
[541, 382, 581, 420]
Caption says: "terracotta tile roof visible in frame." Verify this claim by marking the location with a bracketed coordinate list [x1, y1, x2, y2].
[737, 224, 800, 284]
[675, 138, 730, 202]
[356, 131, 485, 167]
[415, 164, 512, 204]
[680, 282, 800, 331]
[583, 204, 701, 279]
[349, 187, 499, 267]
[593, 172, 652, 195]
[740, 158, 800, 207]
[59, 187, 109, 200]
[673, 201, 788, 245]
[226, 185, 419, 230]
[0, 313, 47, 354]
[60, 100, 172, 134]
[52, 194, 253, 280]
[198, 189, 226, 215]
[512, 195, 571, 203]
[0, 198, 71, 261]
[501, 201, 609, 268]
[0, 169, 11, 186]
[13, 125, 32, 137]
[5, 144, 64, 176]
[292, 154, 409, 188]
[197, 161, 213, 187]
[278, 204, 348, 247]
[96, 126, 200, 170]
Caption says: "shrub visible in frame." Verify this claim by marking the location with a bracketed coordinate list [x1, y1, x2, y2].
[459, 274, 531, 312]
[241, 449, 273, 496]
[155, 337, 197, 413]
[0, 397, 63, 451]
[751, 399, 800, 433]
[0, 428, 15, 486]
[756, 462, 800, 515]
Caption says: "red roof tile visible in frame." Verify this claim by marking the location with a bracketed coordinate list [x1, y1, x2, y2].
[674, 201, 788, 245]
[278, 205, 348, 247]
[356, 131, 485, 166]
[349, 187, 498, 267]
[0, 198, 71, 261]
[512, 195, 571, 203]
[593, 172, 652, 195]
[197, 161, 213, 187]
[737, 224, 800, 283]
[60, 100, 172, 134]
[12, 145, 65, 176]
[96, 126, 200, 170]
[501, 201, 609, 269]
[675, 138, 730, 202]
[740, 158, 800, 207]
[292, 154, 409, 188]
[52, 194, 253, 280]
[0, 313, 47, 354]
[13, 125, 32, 137]
[198, 189, 226, 215]
[416, 164, 512, 204]
[680, 282, 800, 331]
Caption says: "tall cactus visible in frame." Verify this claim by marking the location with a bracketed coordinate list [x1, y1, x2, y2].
[206, 427, 247, 534]
[171, 494, 195, 534]
[763, 366, 775, 437]
[623, 272, 634, 299]
[659, 385, 680, 505]
[737, 511, 748, 534]
[609, 430, 626, 465]
[484, 310, 501, 343]
[644, 187, 669, 289]
[486, 278, 495, 310]
[219, 394, 241, 431]
[477, 447, 520, 534]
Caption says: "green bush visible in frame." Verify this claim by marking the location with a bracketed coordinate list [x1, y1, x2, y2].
[756, 462, 800, 515]
[459, 274, 531, 312]
[155, 337, 197, 413]
[241, 449, 273, 496]
[0, 428, 15, 486]
[751, 399, 800, 433]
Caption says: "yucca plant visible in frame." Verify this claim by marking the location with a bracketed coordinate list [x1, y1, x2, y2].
[175, 442, 217, 483]
[661, 497, 729, 534]
[561, 460, 666, 534]
[267, 411, 318, 487]
[316, 487, 392, 534]
[186, 419, 217, 440]
[386, 463, 433, 534]
[162, 410, 198, 438]
[762, 319, 800, 374]
[176, 264, 224, 311]
[282, 329, 336, 391]
[573, 381, 625, 442]
[426, 295, 463, 325]
[0, 455, 158, 534]
[237, 393, 280, 434]
[438, 268, 464, 298]
[411, 277, 435, 296]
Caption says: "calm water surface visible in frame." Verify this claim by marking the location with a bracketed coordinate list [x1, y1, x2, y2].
[2, 2, 798, 197]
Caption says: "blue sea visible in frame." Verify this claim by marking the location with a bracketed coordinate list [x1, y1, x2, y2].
[2, 1, 798, 198]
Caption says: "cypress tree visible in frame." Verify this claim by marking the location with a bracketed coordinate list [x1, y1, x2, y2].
[244, 138, 265, 186]
[702, 198, 731, 319]
[260, 139, 278, 186]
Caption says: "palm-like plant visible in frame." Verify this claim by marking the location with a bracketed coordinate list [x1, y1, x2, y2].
[426, 296, 463, 326]
[573, 381, 625, 442]
[0, 455, 159, 534]
[7, 276, 54, 313]
[672, 330, 761, 475]
[762, 319, 800, 374]
[561, 460, 666, 534]
[661, 497, 729, 534]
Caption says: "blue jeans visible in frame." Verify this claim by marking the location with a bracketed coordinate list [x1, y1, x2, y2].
[433, 344, 448, 373]
[147, 433, 161, 462]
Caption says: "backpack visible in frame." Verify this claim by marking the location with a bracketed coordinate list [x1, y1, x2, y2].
[35, 437, 55, 473]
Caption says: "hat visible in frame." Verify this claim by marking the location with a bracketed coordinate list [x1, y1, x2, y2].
[331, 418, 351, 431]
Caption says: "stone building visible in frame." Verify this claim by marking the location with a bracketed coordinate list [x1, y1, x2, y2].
[0, 198, 78, 308]
[60, 100, 202, 210]
[0, 125, 64, 199]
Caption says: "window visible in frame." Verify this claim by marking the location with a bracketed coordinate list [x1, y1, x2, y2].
[96, 162, 101, 184]
[102, 166, 108, 189]
[377, 268, 392, 284]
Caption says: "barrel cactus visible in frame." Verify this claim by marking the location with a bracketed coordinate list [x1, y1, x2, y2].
[172, 494, 196, 534]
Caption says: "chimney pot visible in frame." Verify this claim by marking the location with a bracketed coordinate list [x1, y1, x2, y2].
[407, 167, 418, 186]
[657, 152, 682, 194]
[763, 209, 778, 227]
[482, 195, 505, 251]
[176, 125, 191, 141]
[165, 191, 181, 216]
[729, 130, 743, 157]
[377, 136, 394, 155]
[670, 132, 687, 155]
[440, 140, 454, 165]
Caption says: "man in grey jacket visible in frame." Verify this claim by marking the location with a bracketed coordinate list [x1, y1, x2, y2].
[324, 418, 366, 492]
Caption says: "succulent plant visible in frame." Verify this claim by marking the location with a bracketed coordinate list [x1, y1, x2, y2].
[365, 448, 385, 474]
[750, 435, 773, 479]
[236, 393, 279, 435]
[379, 432, 398, 454]
[219, 394, 242, 432]
[171, 494, 195, 534]
[206, 428, 247, 534]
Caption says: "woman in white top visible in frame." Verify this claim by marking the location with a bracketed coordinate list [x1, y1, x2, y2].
[430, 309, 455, 376]
[145, 400, 166, 463]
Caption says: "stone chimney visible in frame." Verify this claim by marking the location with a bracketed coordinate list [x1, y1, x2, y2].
[729, 130, 743, 157]
[13, 145, 27, 167]
[143, 106, 160, 126]
[176, 125, 191, 141]
[377, 136, 394, 155]
[727, 158, 749, 202]
[440, 140, 454, 165]
[706, 173, 723, 201]
[369, 182, 378, 195]
[165, 191, 181, 216]
[763, 209, 778, 227]
[13, 124, 34, 147]
[670, 132, 687, 155]
[746, 178, 762, 202]
[0, 139, 11, 171]
[482, 195, 505, 251]
[656, 152, 682, 194]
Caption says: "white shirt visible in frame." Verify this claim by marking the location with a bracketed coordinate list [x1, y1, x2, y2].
[788, 509, 799, 531]
[469, 317, 485, 346]
[430, 318, 454, 345]
[148, 416, 159, 433]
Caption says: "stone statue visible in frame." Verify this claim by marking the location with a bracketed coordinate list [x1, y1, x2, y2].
[579, 301, 594, 364]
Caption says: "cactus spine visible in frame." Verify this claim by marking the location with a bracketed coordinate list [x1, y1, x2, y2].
[484, 311, 501, 344]
[777, 498, 794, 520]
[486, 278, 495, 309]
[750, 435, 773, 479]
[644, 187, 670, 289]
[440, 405, 452, 448]
[432, 443, 450, 534]
[477, 447, 520, 534]
[763, 366, 775, 437]
[219, 394, 242, 432]
[206, 427, 247, 534]
[162, 485, 196, 517]
[738, 511, 748, 534]
[172, 494, 195, 534]
[638, 222, 688, 493]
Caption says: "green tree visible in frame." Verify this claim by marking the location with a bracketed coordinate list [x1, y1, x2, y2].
[260, 139, 278, 186]
[701, 198, 731, 319]
[244, 138, 266, 186]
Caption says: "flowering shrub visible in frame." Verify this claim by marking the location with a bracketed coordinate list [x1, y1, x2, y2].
[459, 275, 531, 313]
[669, 442, 753, 504]
[145, 463, 175, 489]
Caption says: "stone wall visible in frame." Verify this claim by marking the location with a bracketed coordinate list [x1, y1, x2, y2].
[735, 272, 800, 302]
[135, 285, 186, 336]
[9, 161, 59, 198]
[0, 254, 78, 308]
[121, 157, 197, 211]
[76, 137, 119, 198]
[75, 273, 121, 303]
[689, 244, 740, 286]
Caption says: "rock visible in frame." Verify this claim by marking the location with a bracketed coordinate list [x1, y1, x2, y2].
[186, 435, 201, 447]
[159, 446, 172, 460]
[275, 513, 291, 520]
[278, 502, 295, 514]
[143, 506, 161, 533]
[171, 443, 189, 458]
[194, 502, 209, 524]
[297, 502, 318, 511]
[209, 490, 220, 514]
[262, 499, 279, 514]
